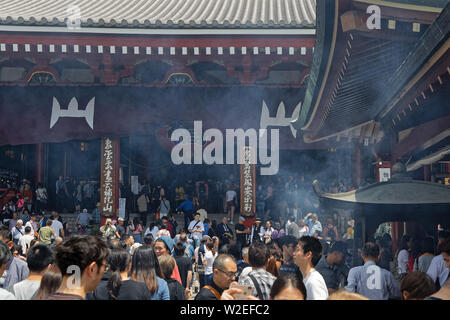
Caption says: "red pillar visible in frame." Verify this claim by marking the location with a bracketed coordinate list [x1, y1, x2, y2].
[34, 143, 45, 185]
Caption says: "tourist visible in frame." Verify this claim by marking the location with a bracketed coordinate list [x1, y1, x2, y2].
[177, 195, 195, 230]
[304, 213, 322, 238]
[345, 242, 401, 300]
[0, 241, 15, 299]
[217, 217, 233, 246]
[323, 218, 339, 241]
[397, 235, 411, 280]
[158, 254, 185, 300]
[238, 242, 276, 300]
[225, 186, 237, 224]
[298, 219, 309, 238]
[315, 241, 348, 294]
[426, 232, 450, 289]
[47, 235, 109, 300]
[130, 246, 170, 300]
[174, 242, 193, 296]
[202, 239, 218, 286]
[92, 247, 151, 300]
[413, 236, 435, 273]
[293, 236, 328, 300]
[18, 226, 34, 256]
[10, 244, 53, 299]
[195, 254, 237, 300]
[235, 216, 250, 252]
[400, 271, 436, 300]
[188, 212, 204, 248]
[11, 219, 25, 244]
[285, 215, 300, 239]
[33, 269, 62, 300]
[278, 236, 302, 279]
[270, 274, 307, 300]
[100, 218, 120, 241]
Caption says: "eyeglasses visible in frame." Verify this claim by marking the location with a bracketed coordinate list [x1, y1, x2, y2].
[217, 269, 238, 278]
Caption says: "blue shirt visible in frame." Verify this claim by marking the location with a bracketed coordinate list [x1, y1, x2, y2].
[151, 277, 170, 300]
[345, 261, 401, 300]
[176, 200, 194, 213]
[203, 224, 210, 236]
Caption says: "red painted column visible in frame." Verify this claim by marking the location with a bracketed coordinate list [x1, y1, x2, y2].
[34, 143, 45, 184]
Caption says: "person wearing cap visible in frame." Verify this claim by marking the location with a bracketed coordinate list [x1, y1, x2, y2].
[250, 218, 264, 244]
[76, 209, 92, 231]
[188, 212, 204, 249]
[154, 236, 182, 285]
[315, 241, 349, 295]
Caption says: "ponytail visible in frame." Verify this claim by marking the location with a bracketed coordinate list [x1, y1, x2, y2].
[107, 270, 122, 300]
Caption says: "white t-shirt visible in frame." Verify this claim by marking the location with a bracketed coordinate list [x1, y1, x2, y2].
[226, 190, 237, 202]
[0, 288, 15, 300]
[188, 220, 204, 240]
[11, 280, 40, 300]
[397, 249, 409, 274]
[303, 269, 329, 300]
[25, 221, 37, 235]
[204, 249, 218, 275]
[239, 266, 252, 281]
[50, 219, 64, 238]
[18, 234, 34, 255]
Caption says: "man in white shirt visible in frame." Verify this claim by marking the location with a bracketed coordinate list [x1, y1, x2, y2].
[293, 235, 329, 300]
[188, 212, 204, 249]
[11, 220, 25, 244]
[18, 227, 34, 256]
[9, 244, 53, 300]
[25, 214, 38, 237]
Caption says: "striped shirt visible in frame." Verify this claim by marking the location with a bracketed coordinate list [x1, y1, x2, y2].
[239, 268, 276, 300]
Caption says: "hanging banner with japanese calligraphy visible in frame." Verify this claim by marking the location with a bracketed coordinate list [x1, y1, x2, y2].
[240, 146, 256, 216]
[101, 137, 119, 219]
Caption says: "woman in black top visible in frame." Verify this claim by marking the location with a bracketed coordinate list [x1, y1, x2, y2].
[92, 247, 152, 300]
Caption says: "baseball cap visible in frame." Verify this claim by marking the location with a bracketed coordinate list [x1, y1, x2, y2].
[329, 241, 347, 254]
[118, 217, 124, 221]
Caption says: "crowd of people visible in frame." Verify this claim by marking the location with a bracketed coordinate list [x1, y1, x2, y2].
[0, 201, 449, 300]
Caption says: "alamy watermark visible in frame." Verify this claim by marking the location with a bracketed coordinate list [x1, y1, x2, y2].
[170, 121, 280, 176]
[66, 5, 81, 30]
[366, 5, 381, 30]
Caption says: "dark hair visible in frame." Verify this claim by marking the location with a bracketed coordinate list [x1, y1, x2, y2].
[270, 274, 307, 300]
[11, 244, 23, 256]
[130, 246, 163, 295]
[298, 236, 323, 267]
[0, 240, 12, 265]
[227, 244, 241, 261]
[34, 270, 62, 300]
[206, 239, 216, 256]
[266, 247, 281, 278]
[25, 226, 32, 233]
[107, 248, 132, 299]
[27, 245, 54, 272]
[401, 271, 436, 299]
[380, 234, 392, 248]
[174, 242, 186, 257]
[399, 235, 410, 251]
[248, 242, 269, 268]
[280, 235, 297, 248]
[143, 234, 154, 246]
[219, 244, 230, 255]
[362, 242, 380, 259]
[422, 237, 435, 255]
[55, 235, 109, 276]
[440, 237, 450, 255]
[158, 254, 176, 280]
[106, 239, 122, 250]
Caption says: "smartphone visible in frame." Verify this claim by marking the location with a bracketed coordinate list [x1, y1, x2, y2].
[233, 285, 254, 300]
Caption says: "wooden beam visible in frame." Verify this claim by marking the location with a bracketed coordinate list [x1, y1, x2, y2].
[391, 115, 450, 161]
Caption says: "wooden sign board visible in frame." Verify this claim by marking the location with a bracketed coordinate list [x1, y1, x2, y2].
[240, 147, 256, 216]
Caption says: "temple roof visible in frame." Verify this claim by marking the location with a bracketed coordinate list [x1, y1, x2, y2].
[0, 0, 316, 29]
[313, 178, 450, 205]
